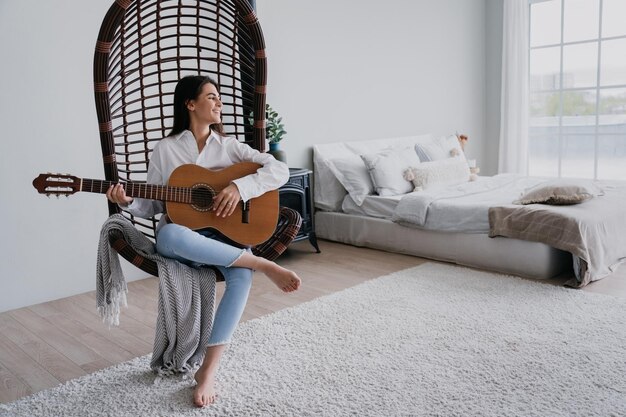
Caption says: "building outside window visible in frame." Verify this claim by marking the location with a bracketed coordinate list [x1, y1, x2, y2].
[528, 0, 626, 179]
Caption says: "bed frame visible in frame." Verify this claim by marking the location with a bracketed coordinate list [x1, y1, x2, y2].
[316, 211, 572, 279]
[312, 135, 573, 280]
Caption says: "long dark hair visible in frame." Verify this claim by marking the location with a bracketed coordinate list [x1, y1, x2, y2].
[168, 75, 225, 137]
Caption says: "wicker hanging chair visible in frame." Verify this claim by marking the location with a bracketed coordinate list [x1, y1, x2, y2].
[93, 0, 301, 280]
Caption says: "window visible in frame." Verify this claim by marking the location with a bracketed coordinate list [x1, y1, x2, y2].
[528, 0, 626, 180]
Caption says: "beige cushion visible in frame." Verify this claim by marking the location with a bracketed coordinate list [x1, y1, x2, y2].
[514, 181, 602, 205]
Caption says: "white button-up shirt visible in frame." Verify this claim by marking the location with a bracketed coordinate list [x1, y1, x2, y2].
[124, 130, 288, 228]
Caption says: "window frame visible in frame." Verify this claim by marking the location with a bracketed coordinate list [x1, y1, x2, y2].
[528, 0, 626, 179]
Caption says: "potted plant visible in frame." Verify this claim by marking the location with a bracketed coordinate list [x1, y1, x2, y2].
[266, 104, 287, 162]
[251, 104, 287, 162]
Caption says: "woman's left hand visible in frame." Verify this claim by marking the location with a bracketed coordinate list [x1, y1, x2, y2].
[213, 183, 241, 217]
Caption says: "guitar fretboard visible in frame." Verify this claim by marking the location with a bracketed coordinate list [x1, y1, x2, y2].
[81, 179, 195, 203]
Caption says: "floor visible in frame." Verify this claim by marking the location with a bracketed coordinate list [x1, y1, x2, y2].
[0, 238, 625, 404]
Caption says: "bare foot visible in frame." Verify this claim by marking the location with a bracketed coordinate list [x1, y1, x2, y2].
[193, 367, 217, 407]
[263, 263, 301, 292]
[232, 253, 301, 292]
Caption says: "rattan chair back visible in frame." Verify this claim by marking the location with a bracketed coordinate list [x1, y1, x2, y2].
[94, 0, 267, 240]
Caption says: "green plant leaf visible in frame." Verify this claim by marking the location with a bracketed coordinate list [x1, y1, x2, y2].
[246, 103, 286, 143]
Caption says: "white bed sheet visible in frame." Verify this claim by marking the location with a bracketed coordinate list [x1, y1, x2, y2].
[341, 175, 536, 233]
[341, 194, 401, 219]
[392, 174, 546, 233]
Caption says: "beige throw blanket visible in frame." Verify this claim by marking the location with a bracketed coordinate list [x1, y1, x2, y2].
[489, 184, 626, 287]
[97, 214, 216, 374]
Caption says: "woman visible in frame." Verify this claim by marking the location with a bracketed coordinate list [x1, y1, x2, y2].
[106, 75, 301, 407]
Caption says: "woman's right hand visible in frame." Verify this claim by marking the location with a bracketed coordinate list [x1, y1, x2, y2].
[106, 184, 133, 207]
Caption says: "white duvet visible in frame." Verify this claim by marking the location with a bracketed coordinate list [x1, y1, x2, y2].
[391, 174, 547, 233]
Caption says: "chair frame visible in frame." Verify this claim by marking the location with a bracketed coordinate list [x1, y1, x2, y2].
[93, 0, 300, 277]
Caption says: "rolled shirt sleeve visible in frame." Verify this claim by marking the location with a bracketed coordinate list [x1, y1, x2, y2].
[227, 139, 289, 202]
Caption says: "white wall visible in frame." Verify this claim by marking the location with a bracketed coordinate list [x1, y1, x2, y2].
[0, 0, 146, 313]
[0, 0, 499, 313]
[257, 0, 488, 170]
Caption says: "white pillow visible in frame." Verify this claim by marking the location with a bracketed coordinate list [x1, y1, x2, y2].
[313, 143, 353, 211]
[414, 139, 448, 161]
[439, 134, 467, 162]
[312, 136, 434, 210]
[360, 147, 421, 196]
[415, 135, 466, 162]
[403, 158, 470, 191]
[326, 156, 374, 205]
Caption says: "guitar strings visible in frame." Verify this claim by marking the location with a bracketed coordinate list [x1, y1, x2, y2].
[85, 179, 221, 207]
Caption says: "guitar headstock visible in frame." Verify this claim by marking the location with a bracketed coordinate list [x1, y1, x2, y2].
[32, 173, 81, 197]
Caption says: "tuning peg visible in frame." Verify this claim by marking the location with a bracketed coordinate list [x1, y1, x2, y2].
[55, 195, 60, 199]
[46, 194, 50, 198]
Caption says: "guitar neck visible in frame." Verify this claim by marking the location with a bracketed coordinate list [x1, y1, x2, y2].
[81, 178, 191, 203]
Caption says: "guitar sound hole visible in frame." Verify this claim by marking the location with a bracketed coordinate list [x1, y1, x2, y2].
[190, 185, 215, 212]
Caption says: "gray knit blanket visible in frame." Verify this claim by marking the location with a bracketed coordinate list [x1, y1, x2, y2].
[96, 214, 216, 375]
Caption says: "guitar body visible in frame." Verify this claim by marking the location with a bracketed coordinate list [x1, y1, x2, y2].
[166, 163, 279, 246]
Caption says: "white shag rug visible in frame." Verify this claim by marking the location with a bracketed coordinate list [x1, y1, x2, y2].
[2, 263, 626, 417]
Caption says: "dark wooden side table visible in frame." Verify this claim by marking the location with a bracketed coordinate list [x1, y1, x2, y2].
[279, 168, 320, 252]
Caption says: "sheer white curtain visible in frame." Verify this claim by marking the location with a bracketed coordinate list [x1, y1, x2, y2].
[498, 0, 530, 174]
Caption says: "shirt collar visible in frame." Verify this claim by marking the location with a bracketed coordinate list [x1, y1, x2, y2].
[175, 129, 224, 145]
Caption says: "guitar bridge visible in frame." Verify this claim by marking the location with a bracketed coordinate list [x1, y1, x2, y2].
[242, 200, 250, 224]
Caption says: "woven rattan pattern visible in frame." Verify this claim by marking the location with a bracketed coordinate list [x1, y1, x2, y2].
[94, 0, 299, 280]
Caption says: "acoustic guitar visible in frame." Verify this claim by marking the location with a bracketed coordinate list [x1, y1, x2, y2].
[32, 162, 279, 246]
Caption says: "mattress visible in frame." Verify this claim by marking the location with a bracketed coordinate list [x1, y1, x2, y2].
[316, 211, 572, 280]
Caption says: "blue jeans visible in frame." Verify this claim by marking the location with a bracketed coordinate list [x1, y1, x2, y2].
[155, 223, 252, 346]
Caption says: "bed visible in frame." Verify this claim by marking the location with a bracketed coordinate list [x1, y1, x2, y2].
[313, 134, 626, 287]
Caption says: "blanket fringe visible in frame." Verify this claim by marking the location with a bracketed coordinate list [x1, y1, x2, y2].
[97, 287, 128, 327]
